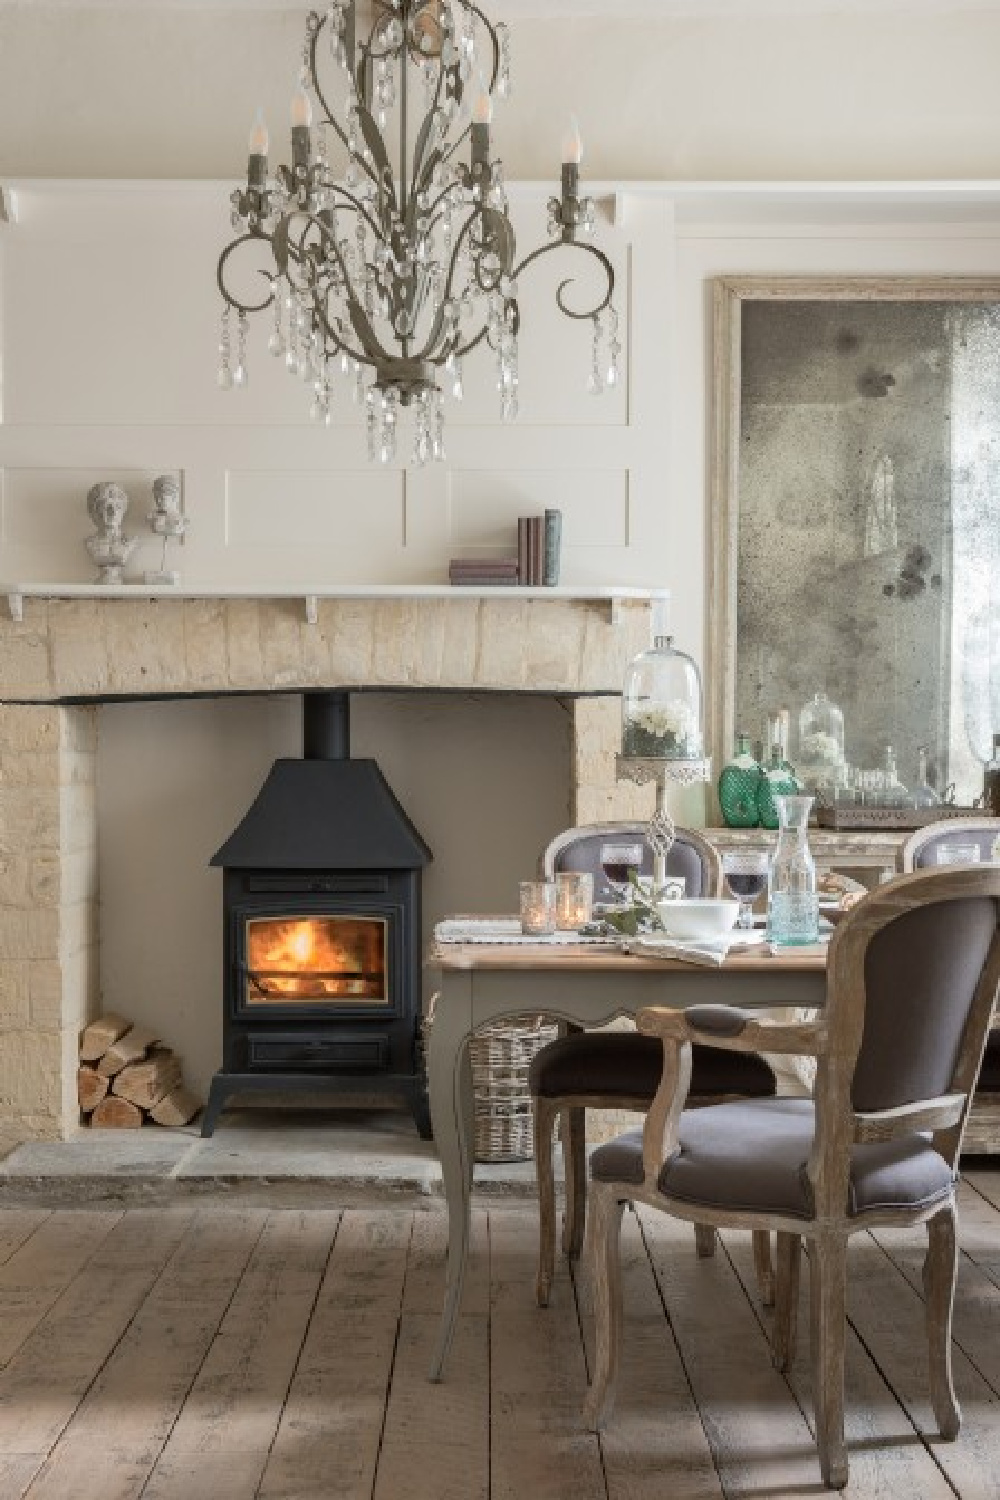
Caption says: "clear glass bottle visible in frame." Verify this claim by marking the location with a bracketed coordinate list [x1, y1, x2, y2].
[882, 744, 909, 809]
[767, 794, 819, 947]
[621, 634, 703, 760]
[984, 733, 1000, 817]
[910, 745, 941, 809]
[718, 733, 761, 828]
[756, 745, 801, 831]
[796, 691, 846, 795]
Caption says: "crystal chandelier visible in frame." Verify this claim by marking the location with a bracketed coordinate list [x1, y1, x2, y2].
[216, 1, 618, 464]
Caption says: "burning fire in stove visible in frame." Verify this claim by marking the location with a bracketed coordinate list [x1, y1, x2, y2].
[246, 916, 387, 1003]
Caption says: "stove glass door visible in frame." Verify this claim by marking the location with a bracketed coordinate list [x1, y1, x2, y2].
[244, 915, 388, 1005]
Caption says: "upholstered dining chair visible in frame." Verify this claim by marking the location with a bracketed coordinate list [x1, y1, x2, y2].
[529, 821, 778, 1308]
[583, 865, 1000, 1489]
[901, 815, 1000, 872]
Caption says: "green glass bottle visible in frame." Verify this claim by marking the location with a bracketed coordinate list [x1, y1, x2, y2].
[718, 733, 762, 828]
[756, 744, 801, 830]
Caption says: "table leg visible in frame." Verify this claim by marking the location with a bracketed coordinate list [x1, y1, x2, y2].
[428, 976, 475, 1381]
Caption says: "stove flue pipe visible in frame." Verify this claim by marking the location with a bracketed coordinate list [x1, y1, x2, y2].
[302, 691, 350, 761]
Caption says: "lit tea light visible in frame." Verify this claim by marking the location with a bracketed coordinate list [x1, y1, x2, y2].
[519, 879, 557, 936]
[556, 871, 594, 931]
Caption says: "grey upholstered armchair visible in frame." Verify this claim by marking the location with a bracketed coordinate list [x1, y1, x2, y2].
[583, 865, 1000, 1489]
[528, 822, 777, 1308]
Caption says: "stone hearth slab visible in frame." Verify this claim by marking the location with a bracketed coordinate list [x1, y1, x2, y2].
[0, 1108, 542, 1207]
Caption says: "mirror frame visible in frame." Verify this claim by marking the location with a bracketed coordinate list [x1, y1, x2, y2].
[707, 273, 1000, 786]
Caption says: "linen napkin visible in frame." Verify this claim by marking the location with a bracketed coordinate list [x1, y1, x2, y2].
[628, 931, 767, 967]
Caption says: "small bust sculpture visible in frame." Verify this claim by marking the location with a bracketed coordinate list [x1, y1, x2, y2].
[145, 472, 187, 584]
[85, 482, 136, 585]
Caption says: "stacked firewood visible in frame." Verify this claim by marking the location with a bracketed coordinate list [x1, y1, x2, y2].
[77, 1013, 201, 1129]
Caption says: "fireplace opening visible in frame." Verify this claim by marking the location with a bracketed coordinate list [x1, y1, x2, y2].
[244, 915, 388, 1004]
[202, 689, 433, 1138]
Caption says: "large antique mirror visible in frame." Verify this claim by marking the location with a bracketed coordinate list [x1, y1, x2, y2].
[710, 276, 1000, 809]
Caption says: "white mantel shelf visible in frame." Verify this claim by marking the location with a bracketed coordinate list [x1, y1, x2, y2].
[2, 583, 666, 627]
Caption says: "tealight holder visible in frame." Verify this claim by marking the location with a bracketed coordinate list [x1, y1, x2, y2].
[556, 871, 594, 931]
[520, 879, 557, 936]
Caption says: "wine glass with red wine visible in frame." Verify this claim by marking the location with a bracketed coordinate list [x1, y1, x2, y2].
[722, 851, 769, 930]
[599, 840, 646, 904]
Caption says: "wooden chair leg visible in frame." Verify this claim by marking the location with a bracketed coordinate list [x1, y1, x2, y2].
[561, 1105, 587, 1259]
[753, 1229, 775, 1307]
[533, 1096, 559, 1307]
[924, 1201, 962, 1441]
[694, 1223, 716, 1258]
[582, 1183, 626, 1431]
[772, 1232, 801, 1371]
[810, 1231, 849, 1490]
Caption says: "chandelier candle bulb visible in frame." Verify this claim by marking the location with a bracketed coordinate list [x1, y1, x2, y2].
[562, 115, 584, 165]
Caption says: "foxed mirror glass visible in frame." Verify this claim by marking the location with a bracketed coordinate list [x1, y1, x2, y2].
[710, 278, 1000, 809]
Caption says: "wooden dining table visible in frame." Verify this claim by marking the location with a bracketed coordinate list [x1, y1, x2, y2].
[424, 934, 828, 1379]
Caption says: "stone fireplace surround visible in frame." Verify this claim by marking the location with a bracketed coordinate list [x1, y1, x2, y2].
[0, 590, 658, 1144]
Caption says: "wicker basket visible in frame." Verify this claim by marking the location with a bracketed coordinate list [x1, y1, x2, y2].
[469, 1017, 559, 1163]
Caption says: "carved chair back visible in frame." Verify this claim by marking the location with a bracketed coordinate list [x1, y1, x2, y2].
[901, 817, 1000, 871]
[541, 822, 723, 905]
[808, 866, 1000, 1219]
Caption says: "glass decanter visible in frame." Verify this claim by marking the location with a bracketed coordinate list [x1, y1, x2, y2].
[910, 745, 941, 809]
[796, 691, 846, 796]
[717, 732, 761, 828]
[767, 794, 819, 948]
[621, 634, 704, 760]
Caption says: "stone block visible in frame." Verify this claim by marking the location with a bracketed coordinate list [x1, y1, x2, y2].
[0, 963, 31, 1029]
[372, 599, 430, 684]
[438, 598, 479, 686]
[0, 853, 29, 907]
[56, 944, 98, 1032]
[60, 782, 98, 858]
[0, 1029, 64, 1116]
[105, 601, 182, 695]
[28, 852, 61, 907]
[0, 706, 61, 754]
[0, 751, 63, 787]
[323, 601, 375, 683]
[225, 599, 265, 687]
[60, 705, 98, 756]
[581, 605, 644, 693]
[0, 787, 60, 854]
[47, 600, 111, 698]
[182, 599, 228, 689]
[259, 602, 307, 687]
[524, 602, 586, 692]
[0, 625, 52, 698]
[0, 907, 60, 962]
[59, 900, 99, 961]
[476, 601, 530, 689]
[29, 960, 65, 1030]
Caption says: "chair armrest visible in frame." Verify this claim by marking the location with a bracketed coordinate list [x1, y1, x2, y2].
[638, 1004, 828, 1057]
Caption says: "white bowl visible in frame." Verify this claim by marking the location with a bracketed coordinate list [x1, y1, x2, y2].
[654, 898, 740, 942]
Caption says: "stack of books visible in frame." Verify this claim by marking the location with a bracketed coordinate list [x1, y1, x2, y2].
[448, 557, 520, 587]
[518, 509, 562, 586]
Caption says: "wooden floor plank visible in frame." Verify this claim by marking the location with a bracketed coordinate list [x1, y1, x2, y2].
[638, 1208, 830, 1497]
[962, 1168, 1000, 1217]
[22, 1209, 269, 1500]
[0, 1214, 50, 1269]
[575, 1209, 726, 1500]
[956, 1178, 1000, 1284]
[843, 1231, 1000, 1500]
[867, 1216, 1000, 1403]
[258, 1210, 409, 1500]
[491, 1206, 607, 1500]
[140, 1210, 336, 1500]
[0, 1210, 193, 1458]
[373, 1210, 489, 1500]
[723, 1229, 955, 1499]
[0, 1211, 123, 1368]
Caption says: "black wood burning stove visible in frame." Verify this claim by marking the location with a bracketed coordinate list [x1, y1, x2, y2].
[202, 691, 433, 1138]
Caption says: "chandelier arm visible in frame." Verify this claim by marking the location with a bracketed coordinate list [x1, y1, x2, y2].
[306, 17, 354, 165]
[323, 182, 384, 241]
[454, 0, 502, 94]
[217, 234, 278, 315]
[450, 323, 491, 360]
[512, 240, 616, 321]
[276, 212, 377, 361]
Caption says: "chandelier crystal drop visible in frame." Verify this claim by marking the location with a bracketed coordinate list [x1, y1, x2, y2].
[216, 1, 617, 464]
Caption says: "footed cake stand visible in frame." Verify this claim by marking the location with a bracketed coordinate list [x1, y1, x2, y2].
[615, 754, 713, 890]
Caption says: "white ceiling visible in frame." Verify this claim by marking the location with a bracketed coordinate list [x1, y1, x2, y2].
[4, 0, 1000, 12]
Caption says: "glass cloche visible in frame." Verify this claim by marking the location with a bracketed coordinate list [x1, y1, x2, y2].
[796, 691, 846, 794]
[621, 635, 704, 761]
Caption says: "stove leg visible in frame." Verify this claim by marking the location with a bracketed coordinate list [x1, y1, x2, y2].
[200, 1076, 231, 1137]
